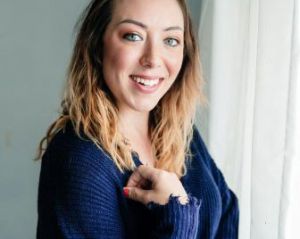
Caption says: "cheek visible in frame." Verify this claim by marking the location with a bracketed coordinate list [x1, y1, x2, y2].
[104, 50, 125, 72]
[104, 45, 139, 74]
[167, 53, 184, 78]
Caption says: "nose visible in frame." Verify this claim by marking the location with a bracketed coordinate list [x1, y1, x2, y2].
[140, 41, 162, 68]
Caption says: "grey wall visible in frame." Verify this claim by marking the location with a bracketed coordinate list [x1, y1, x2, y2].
[0, 1, 88, 238]
[0, 1, 201, 238]
[188, 0, 202, 31]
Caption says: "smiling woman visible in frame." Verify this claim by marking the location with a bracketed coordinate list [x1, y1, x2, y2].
[36, 0, 239, 238]
[102, 0, 184, 115]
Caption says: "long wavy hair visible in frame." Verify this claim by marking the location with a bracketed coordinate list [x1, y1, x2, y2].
[36, 0, 206, 177]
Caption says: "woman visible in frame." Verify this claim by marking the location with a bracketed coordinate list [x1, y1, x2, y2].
[36, 0, 239, 238]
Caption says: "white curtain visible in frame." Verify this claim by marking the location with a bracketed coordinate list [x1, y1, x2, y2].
[196, 0, 300, 238]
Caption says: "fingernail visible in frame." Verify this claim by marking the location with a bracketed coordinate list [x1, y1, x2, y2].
[123, 187, 129, 197]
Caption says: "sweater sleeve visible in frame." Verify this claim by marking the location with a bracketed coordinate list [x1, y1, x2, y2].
[147, 195, 201, 239]
[192, 127, 239, 239]
[37, 144, 126, 239]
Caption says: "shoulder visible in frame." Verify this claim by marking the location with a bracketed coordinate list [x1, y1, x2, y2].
[188, 126, 225, 187]
[187, 127, 239, 238]
[46, 122, 109, 161]
[189, 126, 211, 167]
[38, 122, 125, 211]
[40, 121, 121, 183]
[37, 122, 127, 238]
[46, 121, 113, 163]
[188, 126, 238, 199]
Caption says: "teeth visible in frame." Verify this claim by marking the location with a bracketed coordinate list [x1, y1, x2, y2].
[131, 76, 160, 87]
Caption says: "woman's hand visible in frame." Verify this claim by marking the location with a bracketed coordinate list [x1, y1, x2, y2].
[123, 165, 188, 205]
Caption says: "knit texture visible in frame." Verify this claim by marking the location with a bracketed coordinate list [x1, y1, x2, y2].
[37, 123, 239, 238]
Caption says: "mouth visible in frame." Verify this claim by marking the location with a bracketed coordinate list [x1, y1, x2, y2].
[129, 74, 164, 94]
[130, 75, 164, 87]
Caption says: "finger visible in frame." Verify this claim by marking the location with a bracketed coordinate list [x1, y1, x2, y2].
[135, 165, 159, 182]
[126, 176, 152, 190]
[126, 168, 146, 187]
[123, 187, 150, 205]
[127, 165, 156, 187]
[139, 178, 152, 190]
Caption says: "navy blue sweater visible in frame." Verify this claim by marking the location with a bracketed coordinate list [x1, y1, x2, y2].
[37, 123, 239, 238]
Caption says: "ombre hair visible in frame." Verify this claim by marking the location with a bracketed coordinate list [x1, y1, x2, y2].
[36, 0, 206, 177]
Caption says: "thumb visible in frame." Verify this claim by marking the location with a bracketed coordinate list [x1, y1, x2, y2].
[123, 187, 150, 205]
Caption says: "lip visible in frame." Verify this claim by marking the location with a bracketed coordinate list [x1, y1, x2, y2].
[129, 75, 163, 94]
[130, 74, 164, 80]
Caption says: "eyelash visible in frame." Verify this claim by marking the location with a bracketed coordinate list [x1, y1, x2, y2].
[123, 33, 143, 41]
[164, 38, 180, 47]
[123, 33, 181, 47]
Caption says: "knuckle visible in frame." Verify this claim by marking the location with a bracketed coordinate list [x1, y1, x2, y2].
[130, 189, 137, 200]
[139, 165, 146, 171]
[131, 175, 140, 184]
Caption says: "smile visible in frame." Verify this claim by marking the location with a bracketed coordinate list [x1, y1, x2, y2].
[130, 75, 161, 87]
[130, 74, 164, 94]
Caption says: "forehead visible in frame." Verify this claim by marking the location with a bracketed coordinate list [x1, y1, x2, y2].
[111, 0, 184, 29]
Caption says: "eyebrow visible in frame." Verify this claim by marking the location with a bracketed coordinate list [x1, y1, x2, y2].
[117, 19, 183, 31]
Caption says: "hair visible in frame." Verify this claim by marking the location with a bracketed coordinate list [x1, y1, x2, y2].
[36, 0, 206, 177]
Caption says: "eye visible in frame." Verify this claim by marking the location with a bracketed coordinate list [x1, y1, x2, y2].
[123, 33, 143, 42]
[164, 38, 180, 47]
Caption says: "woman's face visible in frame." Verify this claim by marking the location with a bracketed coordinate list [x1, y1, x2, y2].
[102, 0, 184, 113]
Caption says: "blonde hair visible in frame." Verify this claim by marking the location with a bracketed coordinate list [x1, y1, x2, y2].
[36, 0, 206, 177]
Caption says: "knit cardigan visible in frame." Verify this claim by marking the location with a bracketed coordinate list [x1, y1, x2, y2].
[37, 123, 239, 238]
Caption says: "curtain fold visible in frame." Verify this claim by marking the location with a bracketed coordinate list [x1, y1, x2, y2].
[278, 0, 300, 238]
[196, 0, 299, 238]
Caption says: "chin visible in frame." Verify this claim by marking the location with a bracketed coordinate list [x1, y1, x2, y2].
[131, 101, 158, 113]
[134, 105, 156, 113]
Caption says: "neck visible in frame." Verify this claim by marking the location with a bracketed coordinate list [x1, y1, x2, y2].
[118, 108, 150, 141]
[118, 107, 155, 166]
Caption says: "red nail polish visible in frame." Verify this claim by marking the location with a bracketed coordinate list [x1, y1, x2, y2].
[123, 188, 129, 197]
